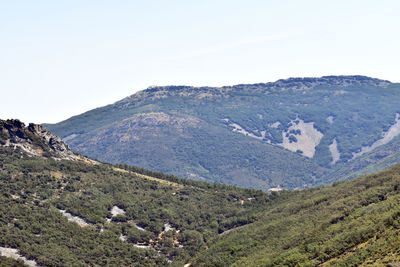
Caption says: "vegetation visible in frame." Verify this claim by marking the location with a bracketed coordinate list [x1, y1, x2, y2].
[45, 76, 400, 190]
[192, 164, 400, 266]
[1, 123, 400, 265]
[0, 146, 268, 266]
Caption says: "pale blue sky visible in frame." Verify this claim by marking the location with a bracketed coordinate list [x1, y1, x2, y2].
[1, 0, 399, 123]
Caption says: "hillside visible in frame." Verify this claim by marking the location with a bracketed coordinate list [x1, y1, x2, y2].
[45, 75, 400, 190]
[0, 120, 268, 266]
[1, 120, 400, 266]
[192, 162, 400, 266]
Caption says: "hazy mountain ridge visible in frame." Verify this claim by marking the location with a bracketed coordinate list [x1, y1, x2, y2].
[45, 75, 400, 190]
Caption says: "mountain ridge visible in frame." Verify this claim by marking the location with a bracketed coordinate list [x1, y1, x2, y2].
[45, 75, 400, 190]
[117, 75, 391, 104]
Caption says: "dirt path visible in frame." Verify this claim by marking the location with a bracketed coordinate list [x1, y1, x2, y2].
[113, 167, 182, 188]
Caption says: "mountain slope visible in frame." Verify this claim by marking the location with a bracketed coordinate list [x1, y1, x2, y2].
[1, 119, 400, 266]
[0, 120, 268, 266]
[192, 164, 400, 266]
[45, 76, 400, 190]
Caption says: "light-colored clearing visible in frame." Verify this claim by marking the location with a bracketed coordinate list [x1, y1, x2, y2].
[134, 224, 146, 231]
[164, 223, 174, 232]
[329, 138, 340, 165]
[226, 119, 265, 140]
[58, 209, 89, 227]
[353, 113, 400, 158]
[119, 234, 127, 242]
[279, 118, 323, 158]
[326, 116, 334, 124]
[268, 186, 282, 192]
[111, 206, 125, 217]
[270, 121, 281, 128]
[0, 247, 37, 267]
[158, 223, 178, 239]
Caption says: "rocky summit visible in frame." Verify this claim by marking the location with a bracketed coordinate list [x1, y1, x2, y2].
[0, 119, 90, 162]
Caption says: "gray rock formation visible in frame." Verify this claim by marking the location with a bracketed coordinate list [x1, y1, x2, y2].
[0, 119, 89, 161]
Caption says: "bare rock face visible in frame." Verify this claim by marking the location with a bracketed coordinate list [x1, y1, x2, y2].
[0, 119, 89, 162]
[27, 123, 70, 153]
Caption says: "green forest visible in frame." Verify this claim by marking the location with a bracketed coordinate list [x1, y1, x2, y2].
[0, 146, 269, 266]
[1, 144, 400, 265]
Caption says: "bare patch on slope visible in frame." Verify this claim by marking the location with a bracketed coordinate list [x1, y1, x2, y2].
[224, 118, 323, 158]
[224, 118, 265, 140]
[279, 118, 323, 158]
[111, 206, 125, 217]
[326, 116, 334, 124]
[329, 138, 340, 165]
[0, 247, 37, 267]
[353, 113, 400, 159]
[58, 209, 90, 227]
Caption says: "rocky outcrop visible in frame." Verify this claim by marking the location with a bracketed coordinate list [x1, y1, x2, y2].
[27, 123, 70, 153]
[0, 119, 90, 162]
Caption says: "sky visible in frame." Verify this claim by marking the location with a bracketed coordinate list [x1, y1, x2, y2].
[1, 0, 399, 124]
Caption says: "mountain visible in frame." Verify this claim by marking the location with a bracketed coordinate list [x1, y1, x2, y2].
[0, 119, 268, 266]
[1, 119, 400, 266]
[45, 75, 400, 190]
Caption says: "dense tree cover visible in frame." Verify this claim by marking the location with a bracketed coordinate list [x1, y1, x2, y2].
[1, 142, 400, 265]
[45, 77, 400, 190]
[191, 164, 400, 266]
[0, 147, 269, 266]
[0, 256, 26, 266]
